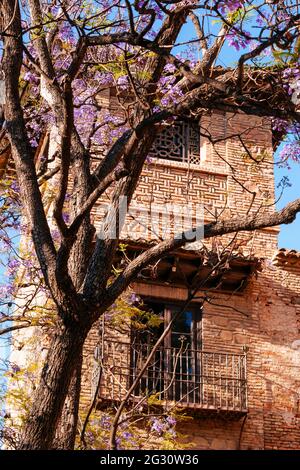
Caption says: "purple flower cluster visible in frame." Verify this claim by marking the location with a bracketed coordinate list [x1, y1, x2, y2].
[117, 75, 129, 91]
[255, 9, 271, 27]
[282, 68, 300, 103]
[71, 75, 128, 147]
[95, 412, 139, 449]
[282, 67, 300, 84]
[58, 23, 76, 47]
[272, 118, 300, 136]
[272, 118, 289, 133]
[166, 416, 176, 426]
[226, 30, 251, 51]
[160, 84, 183, 107]
[151, 418, 165, 435]
[272, 118, 300, 167]
[128, 293, 140, 305]
[279, 142, 300, 165]
[24, 71, 39, 85]
[11, 363, 21, 374]
[150, 416, 177, 438]
[100, 414, 112, 430]
[163, 64, 176, 74]
[0, 284, 14, 300]
[219, 1, 244, 15]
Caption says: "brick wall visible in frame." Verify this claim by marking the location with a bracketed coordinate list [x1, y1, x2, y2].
[7, 96, 298, 449]
[91, 107, 278, 258]
[80, 108, 300, 449]
[130, 264, 300, 449]
[80, 261, 300, 450]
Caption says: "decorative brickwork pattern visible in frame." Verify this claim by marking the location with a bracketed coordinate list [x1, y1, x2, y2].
[80, 109, 300, 449]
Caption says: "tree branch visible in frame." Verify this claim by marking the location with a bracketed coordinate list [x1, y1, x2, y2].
[28, 0, 61, 106]
[52, 78, 73, 237]
[1, 0, 57, 288]
[107, 198, 300, 301]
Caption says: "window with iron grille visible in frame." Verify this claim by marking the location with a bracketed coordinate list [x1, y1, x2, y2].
[131, 301, 202, 403]
[150, 120, 201, 164]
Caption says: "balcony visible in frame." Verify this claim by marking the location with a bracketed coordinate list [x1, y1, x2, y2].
[92, 340, 248, 419]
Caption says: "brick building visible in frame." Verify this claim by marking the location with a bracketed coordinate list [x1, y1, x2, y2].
[80, 105, 300, 450]
[2, 102, 300, 450]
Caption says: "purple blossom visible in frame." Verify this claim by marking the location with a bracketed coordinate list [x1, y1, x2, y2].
[272, 118, 289, 133]
[11, 363, 21, 374]
[256, 15, 265, 27]
[100, 414, 112, 430]
[219, 1, 244, 15]
[272, 119, 300, 143]
[137, 1, 164, 20]
[86, 430, 95, 444]
[115, 437, 122, 449]
[10, 180, 20, 193]
[164, 63, 176, 74]
[117, 75, 129, 90]
[29, 138, 38, 147]
[51, 229, 61, 242]
[58, 23, 76, 46]
[282, 67, 300, 83]
[255, 10, 270, 27]
[279, 142, 300, 165]
[159, 75, 176, 88]
[160, 84, 183, 107]
[0, 284, 14, 299]
[150, 417, 165, 435]
[62, 212, 70, 224]
[226, 31, 251, 51]
[152, 106, 161, 114]
[51, 6, 60, 16]
[277, 10, 290, 23]
[166, 415, 176, 426]
[8, 259, 20, 271]
[128, 293, 140, 305]
[23, 71, 39, 84]
[97, 73, 114, 87]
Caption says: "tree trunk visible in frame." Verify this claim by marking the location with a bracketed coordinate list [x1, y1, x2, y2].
[18, 324, 88, 450]
[53, 354, 83, 450]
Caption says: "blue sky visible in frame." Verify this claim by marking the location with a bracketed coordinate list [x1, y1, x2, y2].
[275, 162, 300, 250]
[176, 16, 300, 251]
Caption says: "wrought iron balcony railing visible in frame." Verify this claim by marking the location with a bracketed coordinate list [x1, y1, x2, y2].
[92, 340, 247, 415]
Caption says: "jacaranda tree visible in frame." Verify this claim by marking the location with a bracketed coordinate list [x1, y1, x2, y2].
[1, 0, 300, 449]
